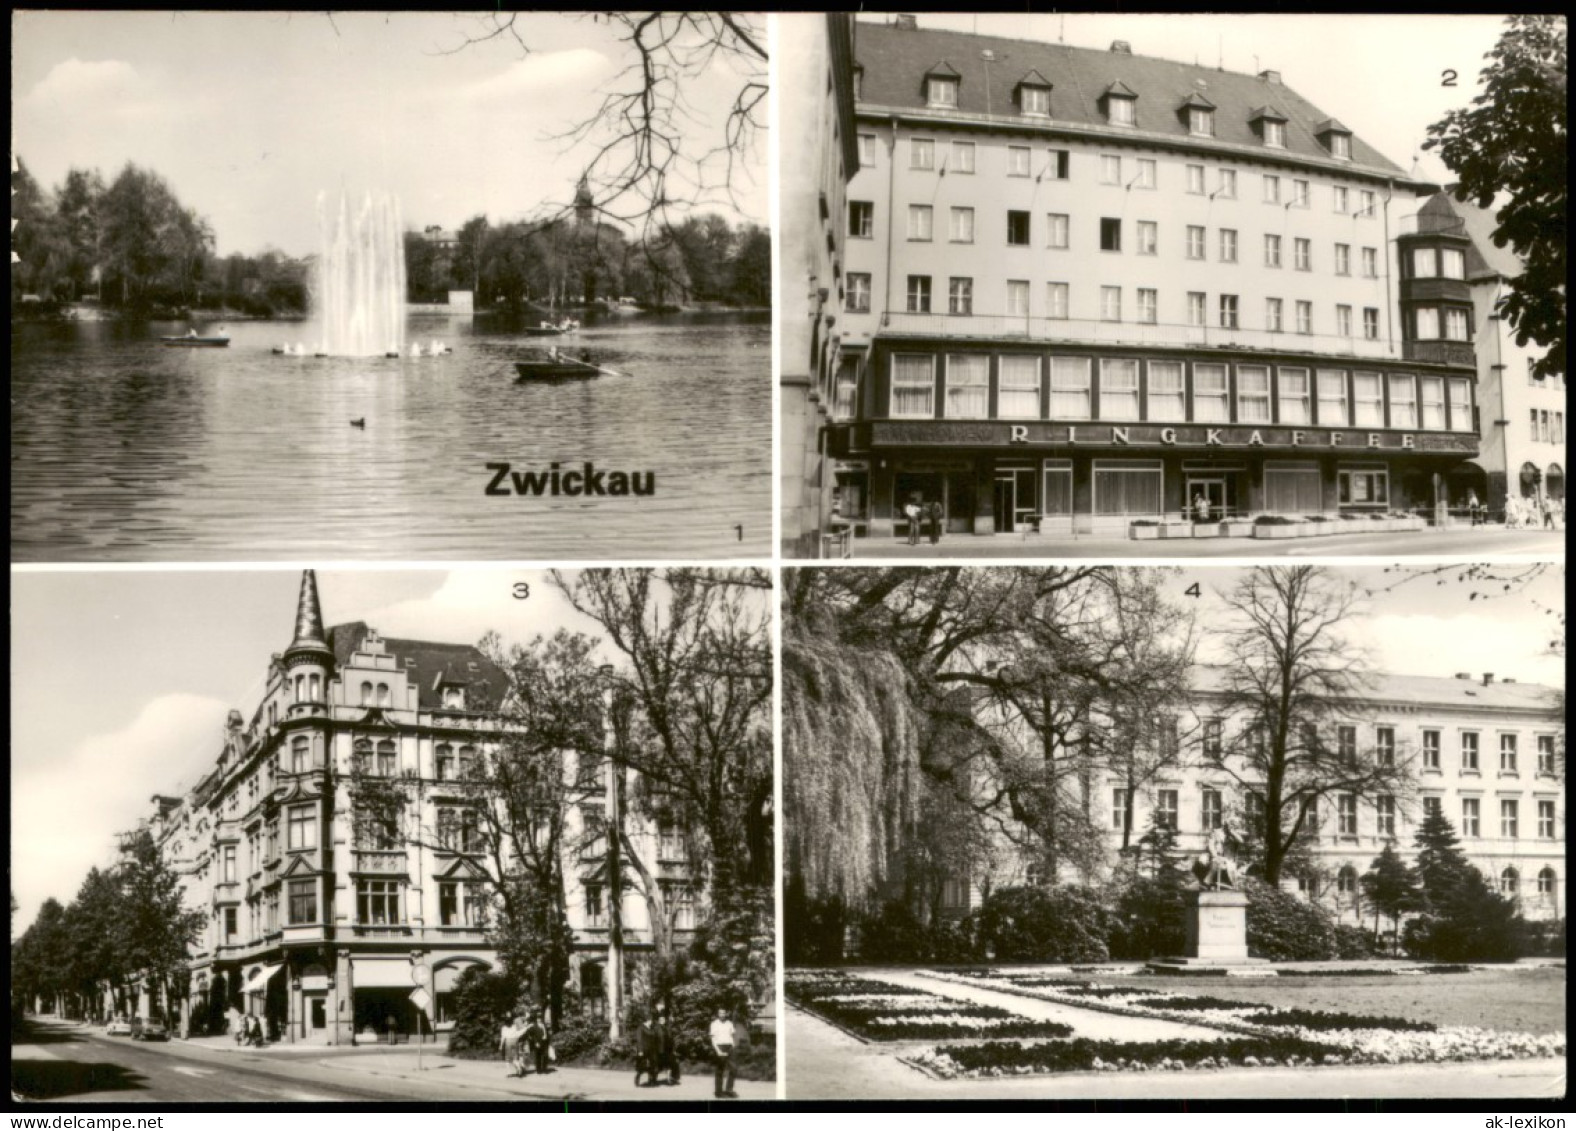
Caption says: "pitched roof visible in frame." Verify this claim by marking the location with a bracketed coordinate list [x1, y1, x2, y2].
[1445, 190, 1525, 282]
[1190, 664, 1560, 712]
[328, 621, 507, 712]
[854, 21, 1408, 177]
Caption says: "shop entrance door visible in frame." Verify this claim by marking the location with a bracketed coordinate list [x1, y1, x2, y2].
[993, 475, 1016, 533]
[994, 468, 1037, 533]
[309, 995, 327, 1031]
[1186, 477, 1227, 520]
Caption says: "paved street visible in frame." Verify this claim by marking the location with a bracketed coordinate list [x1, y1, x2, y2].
[847, 525, 1565, 559]
[11, 1017, 776, 1104]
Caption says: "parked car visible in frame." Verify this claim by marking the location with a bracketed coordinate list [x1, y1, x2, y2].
[130, 1015, 169, 1041]
[106, 1016, 132, 1036]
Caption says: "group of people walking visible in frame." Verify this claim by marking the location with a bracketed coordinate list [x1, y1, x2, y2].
[1464, 490, 1562, 529]
[226, 1007, 266, 1047]
[902, 497, 944, 546]
[499, 1010, 553, 1076]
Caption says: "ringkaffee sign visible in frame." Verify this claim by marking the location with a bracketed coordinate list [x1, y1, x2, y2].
[867, 421, 1479, 453]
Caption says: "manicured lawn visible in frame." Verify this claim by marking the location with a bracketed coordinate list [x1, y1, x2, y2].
[1069, 967, 1565, 1035]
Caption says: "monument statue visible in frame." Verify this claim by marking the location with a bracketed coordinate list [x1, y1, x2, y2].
[1192, 825, 1237, 890]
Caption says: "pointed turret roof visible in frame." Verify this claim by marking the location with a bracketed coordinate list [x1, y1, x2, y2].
[284, 569, 333, 662]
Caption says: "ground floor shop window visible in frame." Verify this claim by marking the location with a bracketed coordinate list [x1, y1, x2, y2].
[1041, 461, 1073, 516]
[1338, 467, 1389, 506]
[1092, 461, 1162, 515]
[1264, 463, 1322, 513]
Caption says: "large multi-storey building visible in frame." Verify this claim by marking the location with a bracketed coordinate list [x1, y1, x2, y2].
[822, 17, 1483, 540]
[781, 13, 860, 558]
[122, 572, 697, 1044]
[941, 667, 1564, 926]
[1405, 191, 1566, 516]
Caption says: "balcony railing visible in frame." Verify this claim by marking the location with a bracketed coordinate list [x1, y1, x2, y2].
[876, 312, 1405, 361]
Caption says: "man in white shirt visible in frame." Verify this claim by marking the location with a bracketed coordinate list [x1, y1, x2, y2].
[708, 1006, 737, 1098]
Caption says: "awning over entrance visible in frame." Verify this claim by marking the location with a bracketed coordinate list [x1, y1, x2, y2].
[352, 959, 416, 989]
[243, 964, 283, 994]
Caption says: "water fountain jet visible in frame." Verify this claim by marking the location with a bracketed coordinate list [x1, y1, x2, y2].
[313, 190, 407, 357]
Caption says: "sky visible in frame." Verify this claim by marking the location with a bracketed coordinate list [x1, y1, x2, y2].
[9, 568, 622, 936]
[12, 11, 767, 256]
[851, 12, 1513, 187]
[1176, 563, 1566, 686]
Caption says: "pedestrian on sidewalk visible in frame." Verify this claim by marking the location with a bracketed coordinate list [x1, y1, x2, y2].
[708, 1006, 737, 1099]
[903, 497, 921, 546]
[636, 1015, 662, 1087]
[656, 1005, 680, 1085]
[1466, 489, 1482, 527]
[499, 1013, 526, 1077]
[523, 1010, 551, 1075]
[927, 499, 943, 545]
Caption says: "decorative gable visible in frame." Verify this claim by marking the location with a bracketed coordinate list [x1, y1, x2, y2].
[433, 856, 490, 882]
[1098, 80, 1138, 125]
[1014, 69, 1053, 115]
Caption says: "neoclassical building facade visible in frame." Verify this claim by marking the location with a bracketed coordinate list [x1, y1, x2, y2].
[129, 571, 697, 1043]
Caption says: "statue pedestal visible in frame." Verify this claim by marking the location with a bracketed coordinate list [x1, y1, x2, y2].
[1183, 888, 1249, 960]
[1147, 887, 1267, 974]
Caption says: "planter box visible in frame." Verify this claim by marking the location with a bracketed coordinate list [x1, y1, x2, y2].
[1221, 521, 1253, 538]
[1305, 523, 1333, 536]
[1192, 523, 1221, 538]
[1159, 524, 1193, 539]
[1130, 525, 1161, 540]
[1254, 525, 1301, 539]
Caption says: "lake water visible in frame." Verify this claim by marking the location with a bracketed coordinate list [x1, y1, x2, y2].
[11, 311, 770, 561]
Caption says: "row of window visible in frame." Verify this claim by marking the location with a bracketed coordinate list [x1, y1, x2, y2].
[1114, 787, 1559, 842]
[861, 134, 1370, 201]
[1530, 409, 1566, 445]
[1528, 362, 1567, 389]
[218, 878, 489, 939]
[1420, 729, 1560, 775]
[885, 353, 1474, 432]
[874, 273, 1392, 342]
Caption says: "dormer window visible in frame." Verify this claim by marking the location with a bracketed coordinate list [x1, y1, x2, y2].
[1251, 106, 1289, 148]
[1099, 82, 1137, 126]
[1316, 119, 1353, 160]
[1178, 92, 1216, 138]
[442, 686, 465, 710]
[923, 63, 960, 109]
[1015, 71, 1053, 117]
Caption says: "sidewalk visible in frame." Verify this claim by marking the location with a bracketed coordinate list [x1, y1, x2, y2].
[313, 1050, 778, 1102]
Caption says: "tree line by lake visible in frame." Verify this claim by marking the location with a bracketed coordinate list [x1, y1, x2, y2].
[10, 157, 771, 318]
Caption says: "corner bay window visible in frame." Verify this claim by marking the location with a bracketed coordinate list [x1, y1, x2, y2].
[288, 879, 315, 925]
[286, 804, 316, 850]
[945, 354, 988, 419]
[998, 356, 1041, 419]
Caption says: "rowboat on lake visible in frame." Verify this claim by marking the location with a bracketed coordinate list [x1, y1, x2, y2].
[514, 359, 602, 381]
[161, 335, 231, 348]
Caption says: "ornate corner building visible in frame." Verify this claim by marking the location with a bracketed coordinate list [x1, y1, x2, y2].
[129, 572, 698, 1044]
[817, 17, 1495, 542]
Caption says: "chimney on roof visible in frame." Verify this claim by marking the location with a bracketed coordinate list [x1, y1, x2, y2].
[894, 13, 917, 30]
[1482, 672, 1495, 686]
[1110, 40, 1133, 54]
[1502, 677, 1516, 683]
[1455, 672, 1472, 680]
[1259, 69, 1282, 84]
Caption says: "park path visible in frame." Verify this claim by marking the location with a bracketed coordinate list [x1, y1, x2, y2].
[868, 967, 1227, 1041]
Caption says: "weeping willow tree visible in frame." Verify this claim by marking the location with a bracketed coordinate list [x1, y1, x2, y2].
[782, 588, 923, 908]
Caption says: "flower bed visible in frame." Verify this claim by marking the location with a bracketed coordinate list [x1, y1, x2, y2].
[786, 969, 1073, 1042]
[910, 1034, 1341, 1079]
[916, 969, 1564, 1067]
